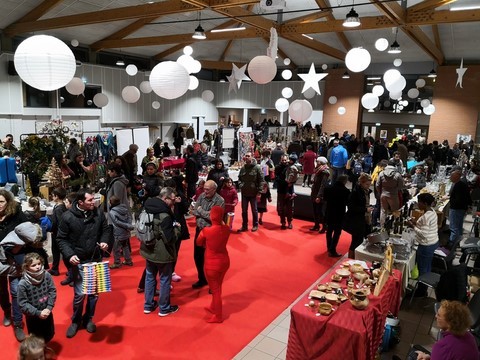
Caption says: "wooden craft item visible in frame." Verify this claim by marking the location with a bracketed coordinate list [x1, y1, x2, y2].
[374, 268, 389, 296]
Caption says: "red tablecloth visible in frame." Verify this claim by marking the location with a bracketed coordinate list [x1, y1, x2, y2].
[286, 264, 402, 360]
[162, 157, 185, 170]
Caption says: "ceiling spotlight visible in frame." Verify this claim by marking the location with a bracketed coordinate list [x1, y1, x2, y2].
[428, 68, 437, 78]
[343, 7, 361, 28]
[192, 12, 206, 40]
[388, 40, 401, 54]
[116, 59, 125, 66]
[342, 71, 350, 79]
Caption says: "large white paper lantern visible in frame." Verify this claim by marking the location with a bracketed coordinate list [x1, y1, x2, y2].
[289, 99, 312, 122]
[423, 104, 435, 115]
[375, 38, 389, 51]
[202, 90, 214, 102]
[328, 96, 337, 104]
[282, 87, 293, 98]
[93, 93, 109, 107]
[345, 48, 371, 73]
[372, 85, 384, 96]
[122, 86, 140, 103]
[383, 69, 401, 86]
[65, 77, 85, 95]
[14, 34, 76, 91]
[282, 69, 292, 80]
[188, 75, 199, 90]
[126, 64, 138, 76]
[248, 55, 277, 84]
[421, 99, 430, 108]
[275, 98, 289, 113]
[139, 81, 152, 94]
[416, 79, 426, 88]
[361, 93, 379, 110]
[407, 88, 419, 99]
[337, 106, 346, 115]
[385, 75, 406, 93]
[152, 101, 160, 110]
[150, 61, 190, 100]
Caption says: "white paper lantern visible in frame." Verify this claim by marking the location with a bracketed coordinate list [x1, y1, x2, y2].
[122, 86, 140, 103]
[393, 59, 402, 67]
[372, 85, 384, 96]
[389, 91, 402, 100]
[202, 90, 214, 102]
[248, 56, 277, 84]
[183, 46, 193, 56]
[423, 104, 436, 115]
[190, 60, 202, 74]
[401, 100, 409, 106]
[328, 96, 337, 105]
[289, 100, 312, 122]
[93, 93, 108, 107]
[275, 98, 289, 113]
[420, 99, 430, 108]
[126, 64, 138, 76]
[150, 61, 190, 100]
[337, 106, 346, 115]
[139, 81, 152, 94]
[407, 88, 420, 99]
[385, 75, 406, 93]
[361, 93, 379, 110]
[303, 88, 316, 99]
[284, 58, 291, 66]
[152, 101, 160, 110]
[375, 38, 389, 51]
[383, 69, 401, 86]
[282, 69, 292, 80]
[281, 87, 293, 98]
[65, 77, 85, 95]
[14, 35, 76, 91]
[321, 64, 328, 70]
[71, 39, 79, 47]
[345, 48, 371, 73]
[416, 79, 426, 88]
[188, 75, 199, 90]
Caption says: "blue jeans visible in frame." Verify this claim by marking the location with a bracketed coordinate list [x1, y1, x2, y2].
[449, 208, 466, 244]
[331, 167, 345, 184]
[8, 277, 22, 326]
[241, 195, 258, 228]
[416, 242, 439, 275]
[144, 260, 173, 313]
[72, 265, 98, 324]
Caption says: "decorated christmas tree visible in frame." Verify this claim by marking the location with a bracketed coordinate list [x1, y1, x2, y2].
[42, 157, 63, 187]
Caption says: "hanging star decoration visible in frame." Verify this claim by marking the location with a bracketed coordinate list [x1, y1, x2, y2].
[298, 63, 328, 95]
[227, 73, 239, 93]
[232, 63, 250, 89]
[456, 58, 467, 88]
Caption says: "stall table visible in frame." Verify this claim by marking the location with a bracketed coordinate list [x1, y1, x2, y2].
[162, 157, 185, 170]
[286, 264, 402, 360]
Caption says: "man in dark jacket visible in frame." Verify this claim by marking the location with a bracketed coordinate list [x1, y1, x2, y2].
[140, 187, 180, 316]
[185, 145, 199, 201]
[121, 144, 139, 186]
[57, 189, 111, 338]
[447, 168, 472, 246]
[237, 152, 264, 232]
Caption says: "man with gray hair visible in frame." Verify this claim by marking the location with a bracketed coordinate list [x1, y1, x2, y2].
[192, 180, 224, 289]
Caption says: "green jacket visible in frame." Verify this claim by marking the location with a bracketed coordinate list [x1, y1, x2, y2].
[238, 162, 264, 197]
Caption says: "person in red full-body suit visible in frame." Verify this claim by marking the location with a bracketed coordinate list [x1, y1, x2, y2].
[196, 206, 230, 323]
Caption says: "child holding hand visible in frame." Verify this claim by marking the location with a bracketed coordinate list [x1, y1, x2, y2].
[17, 253, 57, 343]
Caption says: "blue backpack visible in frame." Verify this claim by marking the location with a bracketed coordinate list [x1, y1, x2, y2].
[363, 154, 373, 173]
[353, 159, 363, 175]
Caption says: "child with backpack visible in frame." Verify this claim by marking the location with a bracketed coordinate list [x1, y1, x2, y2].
[349, 153, 364, 186]
[109, 195, 134, 269]
[257, 181, 272, 225]
[17, 253, 57, 343]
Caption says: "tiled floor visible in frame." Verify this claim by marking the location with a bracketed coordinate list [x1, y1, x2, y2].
[234, 182, 475, 360]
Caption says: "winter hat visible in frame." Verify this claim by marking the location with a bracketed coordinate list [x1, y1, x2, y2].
[317, 157, 328, 164]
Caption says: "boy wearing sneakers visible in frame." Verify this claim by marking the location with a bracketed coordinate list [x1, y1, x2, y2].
[109, 195, 134, 269]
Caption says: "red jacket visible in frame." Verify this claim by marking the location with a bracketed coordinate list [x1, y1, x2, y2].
[302, 150, 316, 175]
[219, 186, 238, 214]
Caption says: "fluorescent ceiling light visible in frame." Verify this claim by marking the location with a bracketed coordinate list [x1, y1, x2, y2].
[450, 5, 480, 11]
[116, 59, 125, 66]
[211, 27, 246, 33]
[367, 76, 381, 80]
[302, 34, 313, 40]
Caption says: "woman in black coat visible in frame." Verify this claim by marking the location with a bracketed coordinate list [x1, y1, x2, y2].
[344, 173, 373, 258]
[207, 159, 229, 192]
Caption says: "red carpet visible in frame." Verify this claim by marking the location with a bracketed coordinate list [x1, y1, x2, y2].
[2, 206, 351, 359]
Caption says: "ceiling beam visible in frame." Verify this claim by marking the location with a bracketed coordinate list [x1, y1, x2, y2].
[408, 0, 457, 12]
[209, 0, 260, 8]
[14, 0, 64, 23]
[407, 9, 480, 25]
[213, 6, 277, 32]
[370, 0, 406, 26]
[154, 44, 191, 61]
[314, 0, 351, 51]
[281, 33, 345, 61]
[402, 25, 445, 64]
[284, 10, 332, 25]
[261, 37, 297, 69]
[432, 24, 442, 53]
[3, 0, 200, 37]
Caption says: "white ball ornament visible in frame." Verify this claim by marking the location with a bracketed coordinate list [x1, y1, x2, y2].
[126, 64, 138, 76]
[202, 90, 214, 102]
[284, 58, 291, 66]
[289, 100, 313, 122]
[152, 101, 160, 110]
[393, 59, 402, 67]
[122, 86, 140, 103]
[183, 46, 193, 56]
[416, 79, 426, 88]
[65, 77, 85, 95]
[423, 104, 435, 115]
[383, 69, 401, 87]
[139, 81, 152, 94]
[386, 75, 406, 93]
[150, 61, 190, 100]
[282, 69, 293, 80]
[345, 48, 371, 73]
[337, 107, 346, 115]
[93, 93, 109, 107]
[14, 34, 76, 91]
[275, 98, 289, 113]
[328, 96, 337, 105]
[407, 88, 420, 99]
[188, 75, 199, 90]
[420, 99, 430, 108]
[375, 38, 389, 51]
[281, 87, 293, 99]
[71, 39, 79, 47]
[248, 56, 277, 84]
[361, 93, 379, 110]
[389, 91, 402, 100]
[321, 64, 328, 70]
[372, 85, 384, 97]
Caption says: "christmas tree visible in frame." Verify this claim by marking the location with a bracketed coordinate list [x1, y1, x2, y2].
[42, 157, 63, 187]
